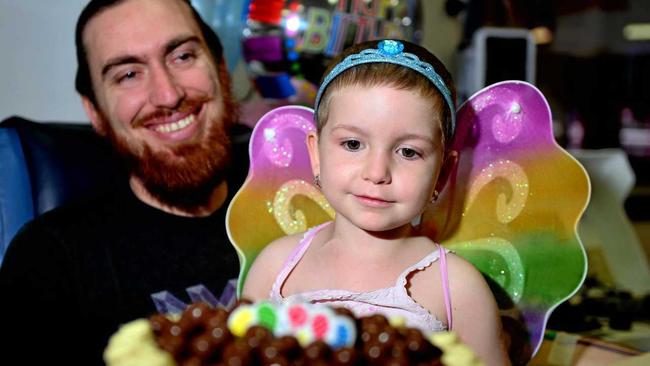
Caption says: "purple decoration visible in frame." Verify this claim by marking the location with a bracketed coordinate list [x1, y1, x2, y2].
[187, 283, 221, 308]
[243, 35, 284, 62]
[218, 279, 239, 310]
[151, 291, 188, 315]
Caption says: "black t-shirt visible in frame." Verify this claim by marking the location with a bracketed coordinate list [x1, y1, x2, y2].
[0, 183, 240, 365]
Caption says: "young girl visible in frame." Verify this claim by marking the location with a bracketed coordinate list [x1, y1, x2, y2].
[243, 39, 510, 366]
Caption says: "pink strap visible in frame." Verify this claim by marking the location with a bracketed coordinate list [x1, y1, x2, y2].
[271, 222, 330, 299]
[436, 244, 452, 330]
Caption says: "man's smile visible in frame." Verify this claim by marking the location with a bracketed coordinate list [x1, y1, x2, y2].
[152, 114, 195, 133]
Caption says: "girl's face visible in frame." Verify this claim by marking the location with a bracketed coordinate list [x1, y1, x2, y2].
[308, 84, 446, 233]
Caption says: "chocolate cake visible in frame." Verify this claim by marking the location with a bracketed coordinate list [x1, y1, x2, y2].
[104, 300, 482, 365]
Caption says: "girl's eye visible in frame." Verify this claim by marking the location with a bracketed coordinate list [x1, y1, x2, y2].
[398, 147, 420, 159]
[342, 139, 362, 151]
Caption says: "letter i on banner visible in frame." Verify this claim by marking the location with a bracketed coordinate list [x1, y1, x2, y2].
[325, 12, 354, 56]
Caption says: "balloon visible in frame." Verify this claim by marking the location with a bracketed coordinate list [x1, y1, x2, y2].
[191, 0, 247, 73]
[241, 0, 423, 100]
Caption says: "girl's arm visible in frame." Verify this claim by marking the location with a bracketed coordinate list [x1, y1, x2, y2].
[446, 254, 511, 366]
[241, 234, 301, 301]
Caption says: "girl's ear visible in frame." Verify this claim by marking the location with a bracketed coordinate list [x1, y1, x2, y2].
[434, 149, 459, 194]
[81, 96, 108, 136]
[306, 131, 320, 177]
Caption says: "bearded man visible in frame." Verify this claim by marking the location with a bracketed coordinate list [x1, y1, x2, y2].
[0, 1, 246, 364]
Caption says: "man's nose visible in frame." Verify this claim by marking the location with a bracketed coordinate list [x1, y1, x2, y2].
[148, 66, 185, 108]
[362, 152, 392, 184]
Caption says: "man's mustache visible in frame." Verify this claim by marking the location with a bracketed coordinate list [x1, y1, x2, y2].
[132, 97, 210, 128]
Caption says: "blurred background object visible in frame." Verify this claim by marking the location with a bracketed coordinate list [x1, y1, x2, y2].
[191, 0, 246, 74]
[193, 0, 424, 126]
[570, 148, 650, 296]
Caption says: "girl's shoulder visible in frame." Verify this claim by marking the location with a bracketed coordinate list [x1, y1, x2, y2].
[409, 245, 487, 298]
[256, 231, 306, 263]
[444, 252, 485, 281]
[241, 231, 307, 301]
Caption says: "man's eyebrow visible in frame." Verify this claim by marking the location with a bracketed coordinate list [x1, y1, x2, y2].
[100, 35, 202, 79]
[101, 55, 142, 79]
[165, 35, 201, 55]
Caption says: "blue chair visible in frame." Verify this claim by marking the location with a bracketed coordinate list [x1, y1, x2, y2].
[0, 117, 125, 265]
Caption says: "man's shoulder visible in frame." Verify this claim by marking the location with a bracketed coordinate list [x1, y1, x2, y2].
[23, 189, 132, 233]
[1, 190, 132, 277]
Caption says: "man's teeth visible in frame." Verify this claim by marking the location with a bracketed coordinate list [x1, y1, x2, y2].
[154, 115, 195, 133]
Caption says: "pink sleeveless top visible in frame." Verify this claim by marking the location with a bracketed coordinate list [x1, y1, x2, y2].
[270, 223, 453, 333]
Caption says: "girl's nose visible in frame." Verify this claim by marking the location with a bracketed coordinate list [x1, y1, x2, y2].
[362, 153, 392, 184]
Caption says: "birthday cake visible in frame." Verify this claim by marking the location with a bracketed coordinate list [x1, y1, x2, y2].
[104, 300, 483, 365]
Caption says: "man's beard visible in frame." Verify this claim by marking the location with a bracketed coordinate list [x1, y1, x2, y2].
[105, 94, 237, 214]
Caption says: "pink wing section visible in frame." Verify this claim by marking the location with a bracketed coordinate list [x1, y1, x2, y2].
[421, 81, 590, 358]
[226, 106, 334, 295]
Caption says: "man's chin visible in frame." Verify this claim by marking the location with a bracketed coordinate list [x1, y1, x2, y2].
[139, 169, 227, 213]
[108, 124, 232, 212]
[134, 136, 231, 211]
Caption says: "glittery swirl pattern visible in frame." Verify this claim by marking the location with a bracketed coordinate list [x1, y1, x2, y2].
[226, 106, 335, 296]
[272, 179, 334, 235]
[420, 81, 589, 359]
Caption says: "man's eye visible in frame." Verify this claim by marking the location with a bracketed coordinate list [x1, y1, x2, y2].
[342, 140, 362, 151]
[398, 147, 420, 159]
[117, 71, 137, 83]
[176, 52, 195, 63]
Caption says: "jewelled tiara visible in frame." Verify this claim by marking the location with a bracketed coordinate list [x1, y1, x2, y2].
[315, 40, 456, 135]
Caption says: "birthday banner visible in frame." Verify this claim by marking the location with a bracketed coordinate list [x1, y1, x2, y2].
[242, 0, 422, 98]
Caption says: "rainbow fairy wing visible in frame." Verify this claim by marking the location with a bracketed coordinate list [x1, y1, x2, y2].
[420, 81, 590, 358]
[227, 82, 590, 361]
[226, 106, 334, 295]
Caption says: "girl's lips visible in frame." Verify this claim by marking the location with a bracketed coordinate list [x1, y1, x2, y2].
[354, 194, 393, 207]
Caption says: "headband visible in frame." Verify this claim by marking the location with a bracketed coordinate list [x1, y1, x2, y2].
[314, 40, 456, 135]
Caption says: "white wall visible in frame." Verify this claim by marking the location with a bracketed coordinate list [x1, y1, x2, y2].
[0, 0, 89, 123]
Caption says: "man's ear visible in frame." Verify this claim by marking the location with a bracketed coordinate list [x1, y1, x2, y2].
[306, 131, 320, 177]
[81, 96, 107, 136]
[435, 149, 459, 194]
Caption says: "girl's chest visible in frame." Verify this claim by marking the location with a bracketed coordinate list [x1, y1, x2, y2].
[284, 250, 414, 294]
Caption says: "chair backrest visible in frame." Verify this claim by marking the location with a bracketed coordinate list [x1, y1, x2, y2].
[0, 117, 125, 265]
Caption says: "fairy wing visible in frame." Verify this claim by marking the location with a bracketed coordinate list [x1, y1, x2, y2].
[420, 81, 590, 357]
[226, 105, 334, 296]
[227, 81, 590, 359]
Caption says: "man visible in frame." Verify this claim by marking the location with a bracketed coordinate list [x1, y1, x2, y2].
[0, 0, 247, 364]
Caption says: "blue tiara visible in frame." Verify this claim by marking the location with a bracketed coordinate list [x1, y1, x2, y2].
[314, 40, 456, 134]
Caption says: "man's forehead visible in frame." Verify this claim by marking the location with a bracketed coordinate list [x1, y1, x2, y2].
[83, 0, 202, 63]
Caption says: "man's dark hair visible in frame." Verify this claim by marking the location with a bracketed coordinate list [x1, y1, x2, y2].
[74, 0, 224, 105]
